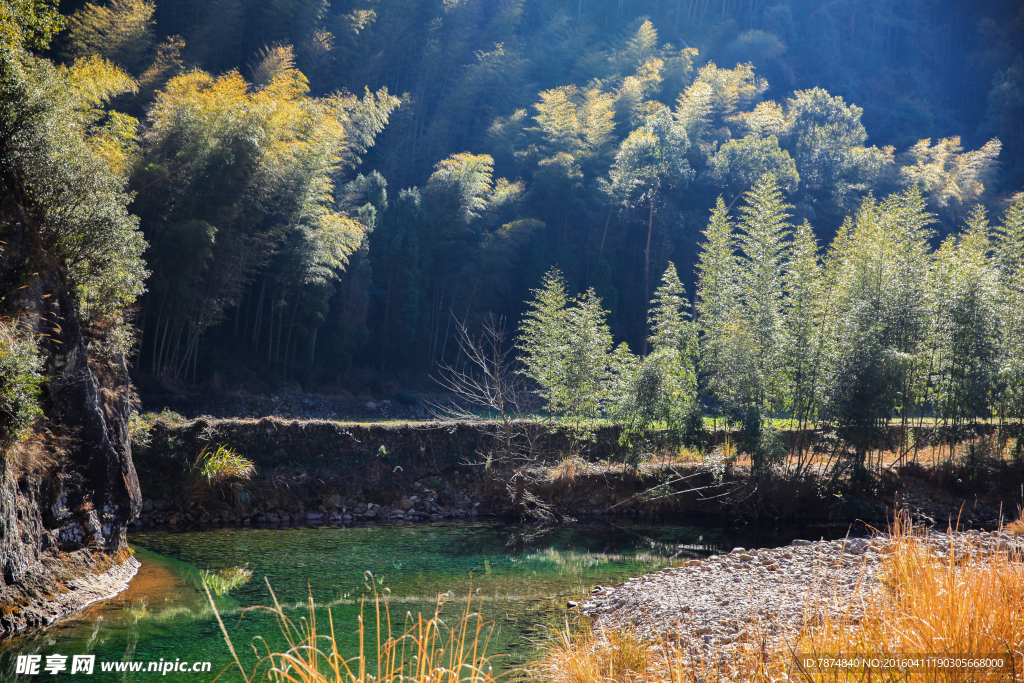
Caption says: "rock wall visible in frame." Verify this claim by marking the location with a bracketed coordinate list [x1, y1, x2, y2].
[133, 417, 1020, 531]
[131, 418, 849, 526]
[1, 216, 139, 634]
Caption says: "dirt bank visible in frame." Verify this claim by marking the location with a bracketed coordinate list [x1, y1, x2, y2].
[129, 417, 1020, 532]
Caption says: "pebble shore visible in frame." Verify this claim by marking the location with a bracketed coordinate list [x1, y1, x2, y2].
[581, 531, 1023, 656]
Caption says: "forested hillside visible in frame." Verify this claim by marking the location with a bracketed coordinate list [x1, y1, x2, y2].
[15, 0, 1024, 392]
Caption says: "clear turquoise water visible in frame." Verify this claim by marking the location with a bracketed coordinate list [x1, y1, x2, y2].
[1, 521, 846, 681]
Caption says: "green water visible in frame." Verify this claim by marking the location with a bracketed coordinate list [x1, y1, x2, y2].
[1, 521, 846, 681]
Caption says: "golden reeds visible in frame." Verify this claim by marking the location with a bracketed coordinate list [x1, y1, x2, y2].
[206, 575, 501, 683]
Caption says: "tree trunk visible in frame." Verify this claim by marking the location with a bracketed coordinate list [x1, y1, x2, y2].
[251, 278, 266, 349]
[642, 193, 654, 356]
[380, 264, 394, 372]
[267, 294, 275, 367]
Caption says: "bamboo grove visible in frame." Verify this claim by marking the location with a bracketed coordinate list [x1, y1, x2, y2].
[3, 0, 1023, 395]
[517, 176, 1024, 477]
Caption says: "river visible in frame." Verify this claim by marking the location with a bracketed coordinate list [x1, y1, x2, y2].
[2, 520, 853, 681]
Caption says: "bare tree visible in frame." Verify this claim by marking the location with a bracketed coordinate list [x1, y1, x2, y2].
[432, 314, 563, 523]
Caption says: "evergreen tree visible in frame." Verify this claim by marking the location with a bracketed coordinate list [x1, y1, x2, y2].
[696, 197, 742, 411]
[820, 189, 934, 471]
[926, 208, 1001, 431]
[518, 269, 612, 432]
[609, 106, 693, 341]
[734, 174, 793, 413]
[992, 198, 1024, 423]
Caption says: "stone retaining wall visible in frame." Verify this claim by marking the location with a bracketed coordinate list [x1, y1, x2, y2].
[130, 418, 1018, 531]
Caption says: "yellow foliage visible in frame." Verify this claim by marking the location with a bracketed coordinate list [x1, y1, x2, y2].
[65, 0, 155, 70]
[59, 55, 139, 171]
[677, 61, 768, 134]
[900, 136, 1002, 208]
[535, 86, 583, 152]
[90, 110, 139, 173]
[63, 54, 138, 116]
[146, 65, 397, 293]
[535, 86, 616, 155]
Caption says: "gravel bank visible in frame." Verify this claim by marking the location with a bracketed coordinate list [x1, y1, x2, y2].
[581, 531, 1023, 656]
[2, 556, 140, 634]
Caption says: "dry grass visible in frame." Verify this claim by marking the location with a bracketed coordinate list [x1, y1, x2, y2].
[548, 455, 595, 482]
[532, 621, 785, 683]
[6, 434, 63, 478]
[658, 445, 704, 466]
[208, 576, 501, 683]
[533, 513, 1024, 683]
[1007, 508, 1024, 536]
[796, 514, 1024, 682]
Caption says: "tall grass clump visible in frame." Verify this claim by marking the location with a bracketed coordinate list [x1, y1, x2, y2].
[1007, 508, 1024, 536]
[207, 576, 500, 683]
[184, 445, 256, 512]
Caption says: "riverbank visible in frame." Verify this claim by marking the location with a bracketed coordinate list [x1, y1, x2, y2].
[129, 416, 1020, 531]
[0, 550, 139, 633]
[542, 526, 1024, 682]
[581, 529, 1023, 653]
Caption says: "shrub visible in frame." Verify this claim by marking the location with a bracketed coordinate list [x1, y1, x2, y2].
[127, 410, 152, 448]
[740, 406, 786, 478]
[0, 322, 41, 447]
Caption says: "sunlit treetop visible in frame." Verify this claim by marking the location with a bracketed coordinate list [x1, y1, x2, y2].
[0, 0, 64, 51]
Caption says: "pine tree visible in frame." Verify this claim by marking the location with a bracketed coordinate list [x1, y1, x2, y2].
[926, 207, 1001, 431]
[518, 268, 570, 417]
[518, 269, 612, 433]
[783, 220, 824, 431]
[696, 197, 742, 411]
[735, 174, 793, 412]
[994, 197, 1024, 424]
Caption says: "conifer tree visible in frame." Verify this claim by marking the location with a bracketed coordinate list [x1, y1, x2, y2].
[518, 269, 612, 432]
[696, 197, 742, 411]
[926, 208, 1001, 431]
[734, 174, 793, 413]
[994, 198, 1024, 424]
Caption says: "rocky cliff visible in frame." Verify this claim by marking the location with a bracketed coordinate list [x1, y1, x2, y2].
[0, 208, 140, 634]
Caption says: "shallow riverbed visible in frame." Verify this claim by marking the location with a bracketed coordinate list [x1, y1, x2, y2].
[2, 521, 853, 681]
